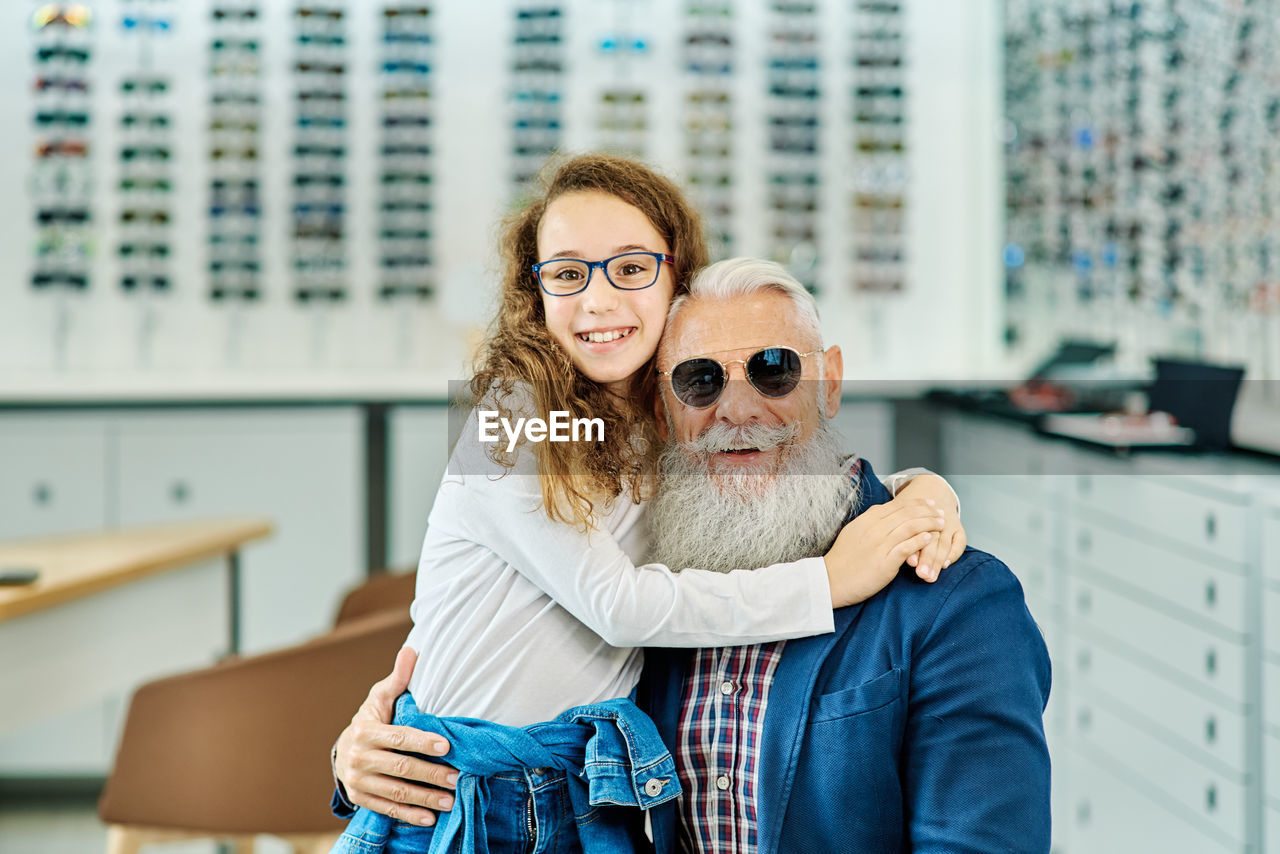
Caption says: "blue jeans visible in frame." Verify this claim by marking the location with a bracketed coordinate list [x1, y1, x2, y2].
[331, 693, 679, 854]
[336, 767, 578, 854]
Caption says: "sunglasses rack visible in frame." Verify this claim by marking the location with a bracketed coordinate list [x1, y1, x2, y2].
[765, 1, 823, 295]
[208, 1, 264, 311]
[378, 4, 435, 304]
[1004, 0, 1280, 381]
[511, 5, 566, 190]
[30, 2, 95, 300]
[291, 3, 349, 310]
[593, 2, 653, 158]
[6, 0, 1028, 388]
[849, 0, 907, 294]
[682, 2, 735, 260]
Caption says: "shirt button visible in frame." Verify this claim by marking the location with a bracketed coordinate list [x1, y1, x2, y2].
[716, 775, 731, 791]
[644, 778, 665, 797]
[719, 681, 734, 695]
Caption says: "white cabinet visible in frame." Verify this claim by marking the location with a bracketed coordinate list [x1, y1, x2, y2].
[938, 410, 1280, 854]
[1265, 501, 1280, 852]
[114, 409, 364, 654]
[0, 406, 365, 778]
[387, 405, 452, 569]
[0, 413, 110, 538]
[1069, 752, 1239, 854]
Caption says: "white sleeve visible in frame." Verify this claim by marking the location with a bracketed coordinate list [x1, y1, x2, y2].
[879, 467, 962, 515]
[428, 463, 834, 649]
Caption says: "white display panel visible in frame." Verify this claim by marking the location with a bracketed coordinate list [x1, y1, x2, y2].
[0, 0, 1001, 395]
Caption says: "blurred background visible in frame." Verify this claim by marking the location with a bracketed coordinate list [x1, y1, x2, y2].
[1, 1, 1279, 853]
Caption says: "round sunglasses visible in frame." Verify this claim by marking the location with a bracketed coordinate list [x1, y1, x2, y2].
[658, 346, 824, 409]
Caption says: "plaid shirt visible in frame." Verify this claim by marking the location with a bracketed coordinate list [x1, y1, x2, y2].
[672, 459, 865, 853]
[674, 640, 786, 854]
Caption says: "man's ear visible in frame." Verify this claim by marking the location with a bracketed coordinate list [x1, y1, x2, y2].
[654, 389, 670, 441]
[822, 345, 843, 417]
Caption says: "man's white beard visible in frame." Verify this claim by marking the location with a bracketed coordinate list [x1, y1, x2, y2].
[648, 419, 858, 574]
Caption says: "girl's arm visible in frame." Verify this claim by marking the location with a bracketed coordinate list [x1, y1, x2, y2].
[882, 470, 967, 581]
[432, 448, 942, 648]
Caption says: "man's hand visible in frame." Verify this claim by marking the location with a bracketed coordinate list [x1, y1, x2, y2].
[894, 474, 966, 582]
[333, 647, 458, 827]
[823, 499, 946, 607]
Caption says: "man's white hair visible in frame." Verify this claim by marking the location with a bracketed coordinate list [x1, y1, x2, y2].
[667, 257, 823, 348]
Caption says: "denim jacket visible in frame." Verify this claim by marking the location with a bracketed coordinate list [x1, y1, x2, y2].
[335, 692, 680, 854]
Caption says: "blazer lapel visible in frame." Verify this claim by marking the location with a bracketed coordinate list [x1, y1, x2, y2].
[755, 604, 862, 854]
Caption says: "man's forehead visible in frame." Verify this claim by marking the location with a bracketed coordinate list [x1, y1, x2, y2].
[664, 292, 806, 361]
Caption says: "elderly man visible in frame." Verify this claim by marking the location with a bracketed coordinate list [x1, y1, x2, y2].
[336, 258, 1051, 852]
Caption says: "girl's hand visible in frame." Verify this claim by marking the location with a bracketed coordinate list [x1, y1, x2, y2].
[823, 499, 947, 607]
[893, 474, 966, 582]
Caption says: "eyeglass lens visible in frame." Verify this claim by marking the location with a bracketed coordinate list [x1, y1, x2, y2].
[670, 348, 804, 408]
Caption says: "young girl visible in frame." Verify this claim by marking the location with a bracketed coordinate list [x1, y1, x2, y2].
[332, 154, 964, 853]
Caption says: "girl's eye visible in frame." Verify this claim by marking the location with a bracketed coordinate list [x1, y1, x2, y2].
[556, 268, 583, 280]
[619, 264, 642, 276]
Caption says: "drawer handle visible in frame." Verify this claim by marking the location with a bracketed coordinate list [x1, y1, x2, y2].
[1205, 716, 1217, 744]
[170, 480, 191, 504]
[1077, 649, 1092, 671]
[1077, 590, 1092, 614]
[1205, 649, 1217, 677]
[1205, 581, 1217, 607]
[1029, 514, 1042, 533]
[1077, 707, 1092, 731]
[1077, 530, 1092, 554]
[1205, 784, 1217, 812]
[1076, 800, 1092, 826]
[1205, 513, 1216, 540]
[1078, 474, 1092, 496]
[32, 481, 53, 505]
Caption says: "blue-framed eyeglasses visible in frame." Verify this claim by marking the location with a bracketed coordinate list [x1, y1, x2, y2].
[532, 251, 675, 296]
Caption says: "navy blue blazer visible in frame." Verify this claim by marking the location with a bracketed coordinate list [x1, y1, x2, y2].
[637, 460, 1052, 853]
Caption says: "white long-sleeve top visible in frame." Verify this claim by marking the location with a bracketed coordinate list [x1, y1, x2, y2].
[405, 406, 936, 726]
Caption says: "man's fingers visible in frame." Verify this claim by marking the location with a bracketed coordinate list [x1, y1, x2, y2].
[355, 790, 441, 828]
[352, 722, 451, 761]
[354, 744, 459, 792]
[368, 648, 417, 709]
[361, 771, 457, 810]
[390, 646, 418, 692]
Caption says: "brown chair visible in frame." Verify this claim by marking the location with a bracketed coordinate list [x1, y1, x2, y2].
[98, 570, 417, 854]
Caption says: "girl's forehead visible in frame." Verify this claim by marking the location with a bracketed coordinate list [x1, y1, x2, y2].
[537, 192, 668, 255]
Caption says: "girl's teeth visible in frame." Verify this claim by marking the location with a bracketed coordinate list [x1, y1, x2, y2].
[581, 329, 631, 343]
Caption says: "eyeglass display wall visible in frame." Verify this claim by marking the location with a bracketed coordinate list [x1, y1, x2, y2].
[1003, 0, 1280, 383]
[1, 0, 1000, 393]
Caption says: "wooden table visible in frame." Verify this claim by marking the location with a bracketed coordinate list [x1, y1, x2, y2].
[0, 518, 272, 736]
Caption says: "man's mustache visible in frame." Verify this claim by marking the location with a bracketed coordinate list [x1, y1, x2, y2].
[683, 421, 802, 456]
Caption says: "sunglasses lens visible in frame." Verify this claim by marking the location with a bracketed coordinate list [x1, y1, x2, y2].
[671, 358, 724, 408]
[747, 348, 802, 397]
